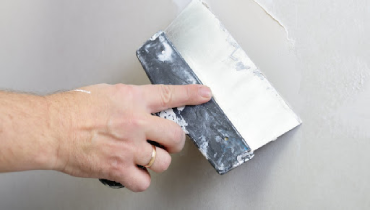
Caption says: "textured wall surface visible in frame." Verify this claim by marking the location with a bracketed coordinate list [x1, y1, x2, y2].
[1, 0, 369, 209]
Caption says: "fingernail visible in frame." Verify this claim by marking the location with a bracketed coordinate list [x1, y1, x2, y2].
[199, 86, 212, 98]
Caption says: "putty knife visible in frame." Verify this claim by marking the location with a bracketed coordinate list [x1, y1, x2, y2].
[101, 0, 301, 188]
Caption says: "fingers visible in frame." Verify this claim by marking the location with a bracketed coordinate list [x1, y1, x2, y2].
[140, 84, 212, 113]
[121, 166, 151, 192]
[145, 115, 186, 153]
[96, 84, 209, 192]
[124, 140, 173, 191]
[135, 142, 172, 173]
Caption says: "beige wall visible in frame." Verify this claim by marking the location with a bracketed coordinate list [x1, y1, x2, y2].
[0, 0, 369, 209]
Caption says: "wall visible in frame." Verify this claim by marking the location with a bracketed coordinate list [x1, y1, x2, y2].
[0, 0, 369, 209]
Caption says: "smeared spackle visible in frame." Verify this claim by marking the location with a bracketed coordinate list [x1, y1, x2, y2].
[235, 62, 250, 71]
[177, 106, 185, 111]
[252, 69, 266, 80]
[150, 31, 164, 41]
[72, 89, 91, 94]
[215, 136, 222, 142]
[182, 71, 198, 84]
[217, 163, 226, 172]
[235, 152, 254, 168]
[157, 107, 189, 134]
[198, 136, 209, 159]
[229, 46, 240, 61]
[157, 40, 174, 62]
[219, 22, 259, 74]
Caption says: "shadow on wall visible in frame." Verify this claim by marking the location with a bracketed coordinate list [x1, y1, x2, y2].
[150, 128, 300, 208]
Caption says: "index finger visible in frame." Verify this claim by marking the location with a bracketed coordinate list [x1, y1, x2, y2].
[139, 84, 212, 113]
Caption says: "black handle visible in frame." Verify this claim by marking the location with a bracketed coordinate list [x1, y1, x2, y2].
[99, 179, 125, 189]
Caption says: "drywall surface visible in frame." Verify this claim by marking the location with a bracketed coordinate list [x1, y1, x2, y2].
[0, 0, 369, 209]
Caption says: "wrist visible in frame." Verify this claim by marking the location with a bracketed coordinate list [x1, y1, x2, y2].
[42, 93, 74, 172]
[30, 95, 61, 171]
[0, 91, 74, 172]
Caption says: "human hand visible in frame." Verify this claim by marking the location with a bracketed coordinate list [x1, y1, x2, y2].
[47, 84, 212, 192]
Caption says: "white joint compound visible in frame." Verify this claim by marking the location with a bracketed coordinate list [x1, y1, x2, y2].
[165, 1, 301, 151]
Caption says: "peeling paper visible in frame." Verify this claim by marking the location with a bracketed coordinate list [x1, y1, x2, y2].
[253, 0, 295, 45]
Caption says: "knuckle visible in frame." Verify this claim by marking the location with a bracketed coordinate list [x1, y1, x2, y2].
[129, 115, 143, 127]
[114, 83, 129, 93]
[185, 85, 193, 102]
[159, 85, 173, 108]
[107, 168, 124, 182]
[107, 160, 125, 177]
[113, 84, 137, 100]
[125, 113, 146, 130]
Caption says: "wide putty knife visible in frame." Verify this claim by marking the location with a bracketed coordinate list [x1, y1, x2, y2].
[101, 0, 301, 188]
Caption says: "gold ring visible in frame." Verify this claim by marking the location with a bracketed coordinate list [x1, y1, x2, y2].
[144, 145, 157, 168]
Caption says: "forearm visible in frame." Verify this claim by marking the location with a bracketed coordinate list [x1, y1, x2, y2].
[0, 91, 59, 172]
[0, 84, 211, 191]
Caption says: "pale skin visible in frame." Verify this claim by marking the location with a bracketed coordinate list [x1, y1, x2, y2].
[0, 83, 212, 192]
